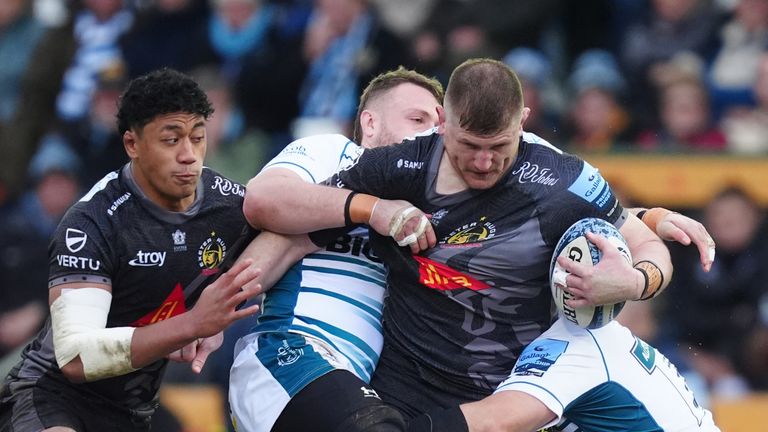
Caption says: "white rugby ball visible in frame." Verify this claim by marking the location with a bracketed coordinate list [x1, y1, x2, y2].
[550, 218, 632, 329]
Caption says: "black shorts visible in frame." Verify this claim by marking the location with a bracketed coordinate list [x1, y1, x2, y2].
[0, 378, 151, 432]
[370, 341, 489, 420]
[272, 369, 404, 432]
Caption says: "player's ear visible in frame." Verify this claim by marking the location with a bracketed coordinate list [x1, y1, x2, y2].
[123, 130, 138, 159]
[436, 106, 446, 134]
[519, 107, 531, 131]
[360, 109, 376, 139]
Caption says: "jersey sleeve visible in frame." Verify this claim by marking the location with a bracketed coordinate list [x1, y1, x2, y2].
[493, 321, 604, 429]
[539, 157, 628, 247]
[326, 138, 430, 200]
[259, 134, 361, 184]
[48, 207, 115, 288]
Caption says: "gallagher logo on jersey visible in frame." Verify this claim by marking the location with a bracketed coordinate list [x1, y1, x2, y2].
[414, 256, 490, 291]
[441, 217, 496, 246]
[198, 231, 227, 270]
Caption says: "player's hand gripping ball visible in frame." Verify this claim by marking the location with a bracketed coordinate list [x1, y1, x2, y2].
[550, 218, 632, 329]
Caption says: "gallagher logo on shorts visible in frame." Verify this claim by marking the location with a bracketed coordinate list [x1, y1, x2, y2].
[65, 228, 88, 253]
[198, 231, 227, 271]
[441, 217, 496, 246]
[513, 338, 568, 377]
[414, 256, 490, 291]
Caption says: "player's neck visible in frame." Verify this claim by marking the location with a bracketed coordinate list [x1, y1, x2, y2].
[435, 151, 469, 195]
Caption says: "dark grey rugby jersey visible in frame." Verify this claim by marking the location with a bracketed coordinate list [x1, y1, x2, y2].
[329, 131, 627, 396]
[4, 164, 252, 414]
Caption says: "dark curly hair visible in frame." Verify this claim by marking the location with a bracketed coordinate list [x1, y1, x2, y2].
[116, 68, 214, 136]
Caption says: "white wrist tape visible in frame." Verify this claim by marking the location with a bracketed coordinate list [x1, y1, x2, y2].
[390, 207, 429, 247]
[51, 287, 136, 381]
[552, 265, 568, 287]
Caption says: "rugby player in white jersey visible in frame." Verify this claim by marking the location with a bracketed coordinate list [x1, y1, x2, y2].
[228, 67, 444, 432]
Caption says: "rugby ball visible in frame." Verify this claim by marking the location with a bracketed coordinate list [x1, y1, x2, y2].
[550, 218, 632, 329]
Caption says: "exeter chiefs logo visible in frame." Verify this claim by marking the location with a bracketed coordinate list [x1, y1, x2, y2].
[198, 232, 227, 269]
[443, 217, 496, 245]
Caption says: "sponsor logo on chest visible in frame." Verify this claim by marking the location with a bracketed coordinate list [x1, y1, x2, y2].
[212, 176, 245, 197]
[413, 256, 490, 291]
[128, 250, 167, 267]
[396, 158, 424, 169]
[511, 161, 559, 186]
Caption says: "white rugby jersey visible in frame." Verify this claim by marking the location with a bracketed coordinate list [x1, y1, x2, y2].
[253, 134, 386, 382]
[497, 319, 720, 431]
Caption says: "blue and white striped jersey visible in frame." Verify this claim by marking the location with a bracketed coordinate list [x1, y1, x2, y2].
[252, 134, 386, 382]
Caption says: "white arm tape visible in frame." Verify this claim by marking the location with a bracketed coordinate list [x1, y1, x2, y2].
[396, 214, 430, 247]
[552, 265, 568, 287]
[390, 207, 429, 246]
[51, 287, 137, 381]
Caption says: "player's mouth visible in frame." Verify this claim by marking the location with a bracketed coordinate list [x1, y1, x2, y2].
[174, 173, 199, 183]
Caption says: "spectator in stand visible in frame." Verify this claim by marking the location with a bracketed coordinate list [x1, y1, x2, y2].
[120, 0, 210, 78]
[0, 0, 47, 203]
[193, 66, 269, 184]
[619, 0, 723, 129]
[294, 0, 412, 137]
[502, 47, 562, 145]
[409, 0, 563, 84]
[230, 0, 312, 156]
[0, 0, 46, 126]
[563, 49, 634, 153]
[662, 186, 768, 399]
[0, 0, 134, 204]
[720, 51, 768, 154]
[708, 0, 768, 119]
[636, 72, 727, 152]
[0, 137, 81, 375]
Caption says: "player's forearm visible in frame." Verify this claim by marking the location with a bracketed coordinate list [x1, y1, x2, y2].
[235, 231, 319, 292]
[129, 314, 201, 369]
[621, 215, 673, 300]
[244, 173, 350, 233]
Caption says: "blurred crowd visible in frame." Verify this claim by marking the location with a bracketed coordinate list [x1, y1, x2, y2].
[1, 0, 768, 426]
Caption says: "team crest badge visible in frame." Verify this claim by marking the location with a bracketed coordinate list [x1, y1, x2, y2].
[198, 231, 227, 269]
[443, 216, 496, 245]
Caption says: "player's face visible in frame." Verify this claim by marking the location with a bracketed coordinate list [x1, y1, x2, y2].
[367, 83, 440, 148]
[124, 112, 207, 211]
[442, 108, 527, 190]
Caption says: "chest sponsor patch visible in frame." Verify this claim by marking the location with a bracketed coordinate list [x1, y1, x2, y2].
[513, 338, 568, 377]
[413, 256, 490, 291]
[132, 283, 188, 326]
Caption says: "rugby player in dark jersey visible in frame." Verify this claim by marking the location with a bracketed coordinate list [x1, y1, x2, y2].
[242, 58, 681, 427]
[0, 69, 263, 431]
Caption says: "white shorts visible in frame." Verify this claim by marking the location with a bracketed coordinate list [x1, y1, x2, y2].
[229, 331, 356, 432]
